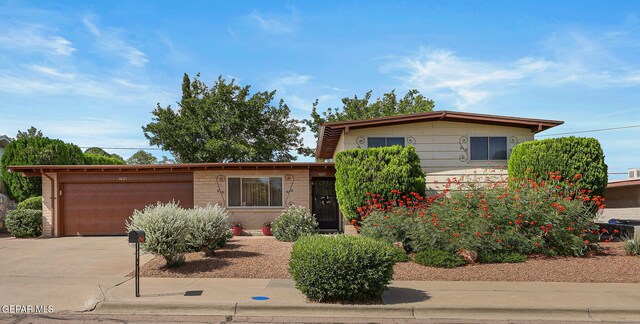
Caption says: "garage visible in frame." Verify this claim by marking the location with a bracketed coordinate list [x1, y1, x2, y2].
[57, 172, 193, 236]
[8, 162, 336, 237]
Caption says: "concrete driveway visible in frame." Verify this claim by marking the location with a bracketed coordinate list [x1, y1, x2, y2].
[0, 236, 152, 313]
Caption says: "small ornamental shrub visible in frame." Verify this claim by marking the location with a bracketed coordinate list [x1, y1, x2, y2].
[289, 235, 395, 302]
[389, 245, 410, 262]
[126, 201, 190, 267]
[477, 252, 527, 264]
[17, 196, 42, 210]
[509, 137, 608, 197]
[216, 229, 233, 248]
[623, 236, 640, 256]
[272, 206, 318, 242]
[335, 145, 425, 223]
[359, 208, 411, 249]
[414, 250, 466, 268]
[6, 209, 42, 238]
[185, 204, 229, 253]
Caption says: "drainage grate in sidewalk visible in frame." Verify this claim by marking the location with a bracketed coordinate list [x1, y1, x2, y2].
[184, 290, 204, 296]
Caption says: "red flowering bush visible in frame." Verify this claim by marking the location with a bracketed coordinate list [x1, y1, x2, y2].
[358, 172, 607, 257]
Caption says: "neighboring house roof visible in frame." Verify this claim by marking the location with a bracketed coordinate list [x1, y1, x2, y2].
[315, 110, 565, 159]
[8, 162, 335, 177]
[0, 135, 12, 148]
[607, 178, 640, 189]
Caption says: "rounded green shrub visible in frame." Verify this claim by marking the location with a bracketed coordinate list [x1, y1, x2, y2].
[185, 204, 229, 253]
[508, 136, 608, 197]
[389, 246, 410, 262]
[83, 153, 126, 165]
[272, 206, 318, 242]
[1, 127, 85, 201]
[6, 209, 42, 238]
[17, 196, 42, 210]
[125, 201, 190, 267]
[477, 252, 527, 264]
[414, 250, 466, 268]
[334, 145, 425, 223]
[289, 235, 396, 302]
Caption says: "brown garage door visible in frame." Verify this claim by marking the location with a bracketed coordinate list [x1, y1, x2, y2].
[61, 174, 193, 236]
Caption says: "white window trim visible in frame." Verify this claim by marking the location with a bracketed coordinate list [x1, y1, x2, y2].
[468, 134, 509, 162]
[365, 136, 406, 149]
[226, 176, 285, 209]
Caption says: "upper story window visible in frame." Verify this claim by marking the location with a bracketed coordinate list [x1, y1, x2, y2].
[228, 177, 283, 207]
[367, 137, 405, 148]
[470, 136, 508, 161]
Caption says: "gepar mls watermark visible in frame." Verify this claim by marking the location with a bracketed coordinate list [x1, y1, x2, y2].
[2, 305, 54, 314]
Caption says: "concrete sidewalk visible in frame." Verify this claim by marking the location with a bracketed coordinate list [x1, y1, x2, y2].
[94, 278, 640, 321]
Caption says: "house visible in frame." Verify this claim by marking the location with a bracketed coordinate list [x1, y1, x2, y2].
[599, 169, 640, 224]
[8, 111, 563, 237]
[0, 135, 11, 159]
[317, 111, 563, 191]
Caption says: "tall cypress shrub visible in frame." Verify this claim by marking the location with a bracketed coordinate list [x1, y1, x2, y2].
[508, 136, 608, 197]
[0, 128, 85, 201]
[335, 145, 425, 222]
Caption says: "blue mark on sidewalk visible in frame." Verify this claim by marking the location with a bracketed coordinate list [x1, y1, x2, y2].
[251, 296, 270, 301]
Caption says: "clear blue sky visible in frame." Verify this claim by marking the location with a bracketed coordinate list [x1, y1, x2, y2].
[1, 1, 639, 178]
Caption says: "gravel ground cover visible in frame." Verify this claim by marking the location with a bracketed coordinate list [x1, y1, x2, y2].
[140, 236, 640, 283]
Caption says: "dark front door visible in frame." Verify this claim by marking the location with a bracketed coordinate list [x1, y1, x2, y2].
[312, 178, 340, 231]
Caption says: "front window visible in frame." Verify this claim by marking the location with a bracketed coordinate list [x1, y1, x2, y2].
[470, 136, 508, 161]
[367, 137, 405, 148]
[228, 177, 283, 207]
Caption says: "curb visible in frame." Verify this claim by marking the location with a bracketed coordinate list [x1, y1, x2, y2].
[93, 301, 640, 321]
[95, 301, 237, 315]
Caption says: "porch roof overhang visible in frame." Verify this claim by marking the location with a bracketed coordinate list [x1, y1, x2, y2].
[315, 110, 564, 159]
[8, 162, 335, 177]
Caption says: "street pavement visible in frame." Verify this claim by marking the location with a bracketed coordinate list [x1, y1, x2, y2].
[1, 236, 639, 322]
[1, 313, 637, 323]
[0, 236, 152, 312]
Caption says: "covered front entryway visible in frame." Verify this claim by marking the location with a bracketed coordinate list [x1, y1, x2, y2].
[311, 178, 340, 232]
[59, 172, 193, 236]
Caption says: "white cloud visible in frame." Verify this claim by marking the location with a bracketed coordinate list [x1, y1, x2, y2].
[382, 48, 552, 109]
[268, 72, 341, 112]
[382, 23, 640, 109]
[27, 64, 75, 79]
[0, 64, 172, 105]
[247, 10, 296, 35]
[271, 72, 312, 87]
[0, 25, 75, 56]
[83, 18, 149, 67]
[82, 18, 101, 37]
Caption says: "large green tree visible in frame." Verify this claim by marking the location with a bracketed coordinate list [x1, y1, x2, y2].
[84, 147, 125, 163]
[143, 74, 310, 163]
[305, 90, 435, 143]
[0, 127, 85, 201]
[126, 150, 158, 165]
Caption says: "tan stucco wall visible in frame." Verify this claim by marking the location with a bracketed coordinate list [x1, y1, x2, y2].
[194, 169, 311, 229]
[42, 172, 57, 237]
[334, 121, 535, 192]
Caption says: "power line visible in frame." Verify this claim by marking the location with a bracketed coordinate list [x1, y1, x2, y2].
[538, 124, 640, 137]
[79, 147, 163, 151]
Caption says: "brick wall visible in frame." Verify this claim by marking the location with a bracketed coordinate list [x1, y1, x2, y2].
[194, 169, 311, 229]
[41, 172, 56, 237]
